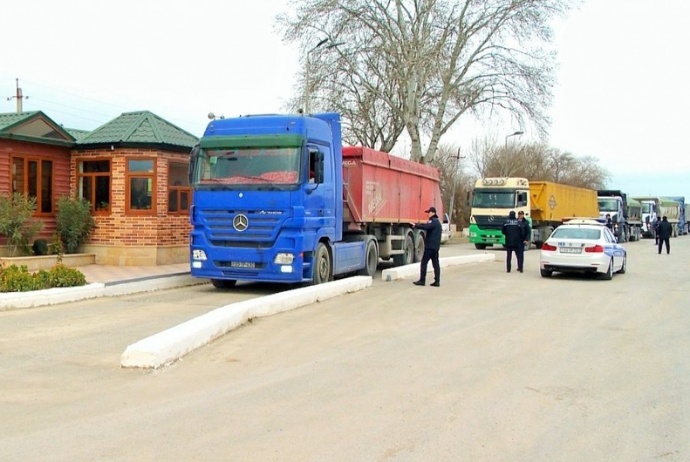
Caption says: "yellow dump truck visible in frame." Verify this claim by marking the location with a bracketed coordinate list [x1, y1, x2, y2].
[469, 178, 599, 249]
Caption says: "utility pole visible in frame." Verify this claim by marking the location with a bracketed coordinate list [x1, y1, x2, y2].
[448, 148, 466, 223]
[6, 78, 29, 113]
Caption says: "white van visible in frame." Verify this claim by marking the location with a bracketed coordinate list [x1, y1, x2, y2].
[441, 213, 452, 244]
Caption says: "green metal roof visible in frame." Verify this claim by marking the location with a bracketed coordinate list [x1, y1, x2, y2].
[64, 127, 90, 141]
[0, 111, 76, 145]
[0, 111, 40, 131]
[78, 111, 198, 148]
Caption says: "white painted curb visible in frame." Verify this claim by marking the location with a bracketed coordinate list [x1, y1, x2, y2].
[0, 283, 105, 310]
[121, 276, 373, 369]
[381, 253, 495, 282]
[0, 275, 205, 311]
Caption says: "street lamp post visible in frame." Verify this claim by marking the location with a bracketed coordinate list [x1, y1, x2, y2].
[304, 39, 342, 114]
[505, 130, 524, 148]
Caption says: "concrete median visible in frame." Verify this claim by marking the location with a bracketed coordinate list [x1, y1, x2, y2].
[381, 253, 496, 282]
[121, 276, 373, 369]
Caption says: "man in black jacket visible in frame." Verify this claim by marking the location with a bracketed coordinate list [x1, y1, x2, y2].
[502, 210, 527, 273]
[412, 206, 442, 287]
[657, 215, 673, 254]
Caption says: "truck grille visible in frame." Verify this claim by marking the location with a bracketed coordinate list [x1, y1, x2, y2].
[474, 215, 507, 231]
[198, 209, 286, 248]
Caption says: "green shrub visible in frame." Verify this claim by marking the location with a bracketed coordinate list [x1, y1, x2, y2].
[0, 193, 44, 256]
[56, 196, 96, 254]
[48, 264, 87, 288]
[0, 265, 39, 292]
[33, 239, 49, 256]
[0, 264, 87, 293]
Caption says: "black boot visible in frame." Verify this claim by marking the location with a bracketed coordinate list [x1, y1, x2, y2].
[430, 281, 440, 287]
[413, 280, 425, 286]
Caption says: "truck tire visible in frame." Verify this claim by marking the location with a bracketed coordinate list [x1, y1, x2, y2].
[356, 239, 379, 276]
[211, 279, 237, 289]
[474, 243, 487, 250]
[313, 243, 332, 285]
[393, 234, 414, 266]
[413, 232, 425, 263]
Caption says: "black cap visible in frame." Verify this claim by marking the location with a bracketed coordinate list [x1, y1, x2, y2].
[425, 206, 437, 213]
[509, 211, 516, 219]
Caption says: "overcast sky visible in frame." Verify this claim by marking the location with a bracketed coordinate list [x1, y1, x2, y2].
[2, 0, 689, 201]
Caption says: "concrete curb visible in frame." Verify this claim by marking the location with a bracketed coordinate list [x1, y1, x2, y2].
[0, 274, 205, 311]
[381, 253, 496, 282]
[120, 276, 373, 369]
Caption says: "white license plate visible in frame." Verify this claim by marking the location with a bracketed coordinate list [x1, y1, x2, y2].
[230, 261, 255, 268]
[559, 247, 582, 254]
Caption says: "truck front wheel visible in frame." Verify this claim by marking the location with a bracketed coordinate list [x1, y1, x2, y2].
[314, 243, 332, 285]
[474, 243, 487, 250]
[357, 239, 379, 276]
[211, 279, 237, 289]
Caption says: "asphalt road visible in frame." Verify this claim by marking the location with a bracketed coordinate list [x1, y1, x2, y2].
[1, 238, 689, 461]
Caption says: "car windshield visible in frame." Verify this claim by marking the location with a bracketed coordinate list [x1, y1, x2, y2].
[193, 147, 301, 186]
[472, 190, 515, 208]
[552, 227, 601, 240]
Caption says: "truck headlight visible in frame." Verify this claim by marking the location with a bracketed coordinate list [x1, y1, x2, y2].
[274, 253, 294, 264]
[192, 249, 207, 261]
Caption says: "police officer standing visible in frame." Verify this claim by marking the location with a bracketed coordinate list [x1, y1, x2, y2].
[502, 210, 527, 273]
[517, 210, 531, 251]
[412, 206, 442, 287]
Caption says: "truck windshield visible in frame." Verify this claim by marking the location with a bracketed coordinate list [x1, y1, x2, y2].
[641, 203, 653, 213]
[472, 190, 516, 208]
[598, 198, 618, 212]
[192, 147, 301, 187]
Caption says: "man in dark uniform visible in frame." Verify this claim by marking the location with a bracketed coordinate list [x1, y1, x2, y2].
[502, 210, 526, 273]
[412, 206, 442, 287]
[517, 210, 531, 251]
[657, 215, 673, 254]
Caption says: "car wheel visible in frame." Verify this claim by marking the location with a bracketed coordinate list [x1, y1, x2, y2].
[211, 279, 237, 289]
[601, 259, 614, 280]
[540, 269, 552, 278]
[617, 255, 627, 274]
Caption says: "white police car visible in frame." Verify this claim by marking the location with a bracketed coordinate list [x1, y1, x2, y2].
[539, 219, 627, 279]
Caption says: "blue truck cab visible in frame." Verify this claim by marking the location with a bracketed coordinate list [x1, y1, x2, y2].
[188, 112, 371, 288]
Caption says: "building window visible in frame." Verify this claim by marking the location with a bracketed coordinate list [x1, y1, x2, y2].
[168, 162, 191, 214]
[12, 156, 53, 214]
[78, 159, 111, 212]
[127, 158, 155, 213]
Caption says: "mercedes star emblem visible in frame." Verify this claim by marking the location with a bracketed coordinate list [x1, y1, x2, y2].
[233, 214, 249, 232]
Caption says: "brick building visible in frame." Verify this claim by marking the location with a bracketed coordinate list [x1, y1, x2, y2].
[0, 110, 198, 265]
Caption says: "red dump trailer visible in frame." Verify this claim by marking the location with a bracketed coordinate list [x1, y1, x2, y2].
[341, 146, 443, 265]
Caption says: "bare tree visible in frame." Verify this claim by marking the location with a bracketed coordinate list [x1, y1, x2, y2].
[279, 0, 573, 160]
[468, 136, 610, 190]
